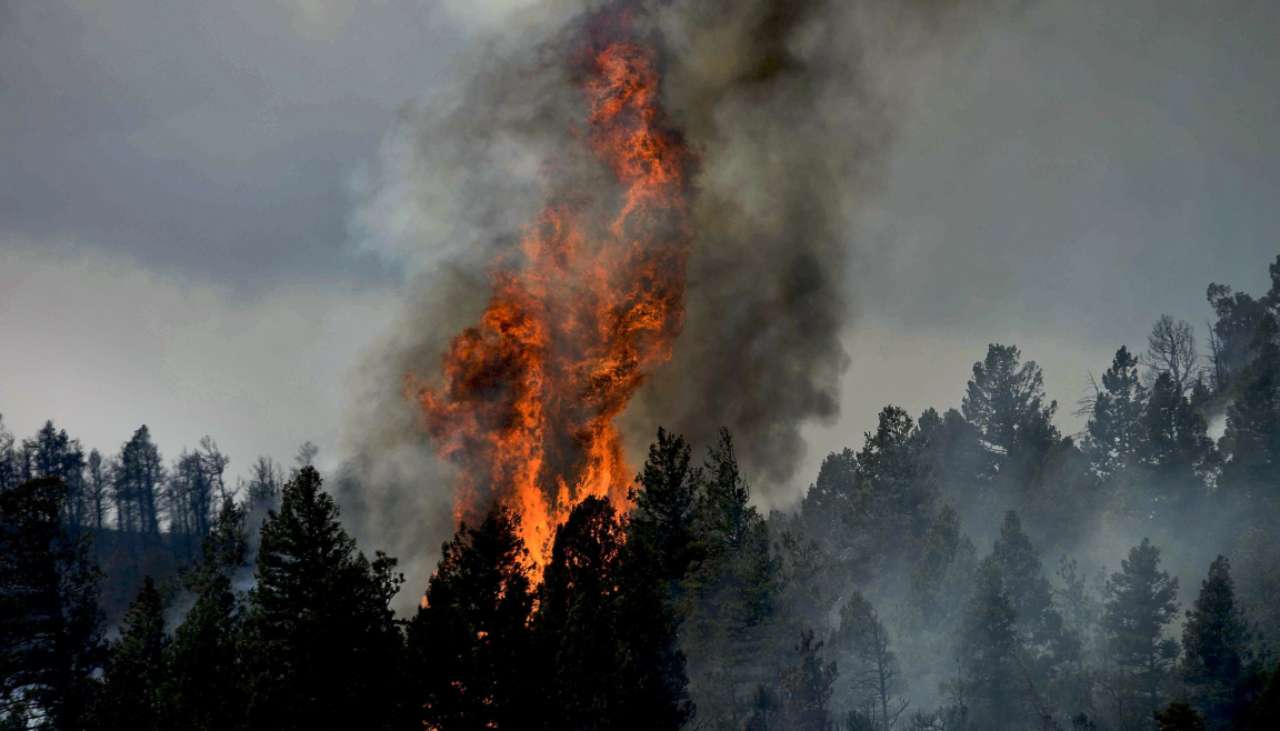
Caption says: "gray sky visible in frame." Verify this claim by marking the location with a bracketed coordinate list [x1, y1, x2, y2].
[2, 0, 1277, 502]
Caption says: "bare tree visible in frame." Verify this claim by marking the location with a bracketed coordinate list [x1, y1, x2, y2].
[1145, 315, 1198, 394]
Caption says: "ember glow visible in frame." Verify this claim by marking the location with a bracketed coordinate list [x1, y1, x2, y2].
[413, 16, 692, 574]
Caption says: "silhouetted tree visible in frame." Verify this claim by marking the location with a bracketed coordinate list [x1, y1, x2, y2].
[1155, 702, 1206, 731]
[165, 498, 249, 731]
[1181, 557, 1253, 730]
[409, 508, 535, 730]
[240, 466, 405, 731]
[96, 577, 166, 731]
[1145, 316, 1199, 394]
[113, 426, 163, 538]
[0, 477, 102, 729]
[684, 430, 779, 728]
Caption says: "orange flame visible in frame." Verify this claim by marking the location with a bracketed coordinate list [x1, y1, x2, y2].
[413, 25, 692, 575]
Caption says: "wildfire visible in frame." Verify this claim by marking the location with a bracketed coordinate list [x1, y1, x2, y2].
[413, 17, 692, 575]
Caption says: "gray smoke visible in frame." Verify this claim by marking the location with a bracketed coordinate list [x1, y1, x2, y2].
[338, 0, 1016, 601]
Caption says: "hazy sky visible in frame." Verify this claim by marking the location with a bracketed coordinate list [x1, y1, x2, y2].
[2, 0, 1277, 502]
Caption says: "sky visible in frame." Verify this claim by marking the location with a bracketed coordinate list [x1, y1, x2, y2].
[2, 0, 1278, 505]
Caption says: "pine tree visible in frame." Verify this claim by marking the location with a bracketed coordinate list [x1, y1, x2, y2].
[166, 498, 249, 731]
[1101, 538, 1180, 728]
[854, 406, 938, 568]
[620, 465, 696, 728]
[97, 577, 167, 731]
[989, 511, 1078, 677]
[962, 344, 1060, 476]
[1085, 346, 1146, 481]
[113, 426, 163, 538]
[799, 448, 857, 556]
[684, 430, 779, 728]
[1141, 372, 1215, 512]
[1219, 315, 1280, 503]
[240, 466, 406, 731]
[1155, 702, 1206, 731]
[778, 630, 837, 731]
[629, 427, 701, 591]
[953, 559, 1023, 729]
[408, 507, 535, 730]
[1181, 556, 1252, 730]
[536, 496, 629, 729]
[832, 593, 908, 730]
[0, 477, 102, 729]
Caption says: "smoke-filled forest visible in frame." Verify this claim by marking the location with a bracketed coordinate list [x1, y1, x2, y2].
[6, 256, 1280, 730]
[5, 1, 1280, 730]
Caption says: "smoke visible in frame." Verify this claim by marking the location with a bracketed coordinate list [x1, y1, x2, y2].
[339, 0, 1018, 599]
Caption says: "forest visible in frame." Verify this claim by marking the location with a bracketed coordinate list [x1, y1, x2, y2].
[5, 254, 1280, 731]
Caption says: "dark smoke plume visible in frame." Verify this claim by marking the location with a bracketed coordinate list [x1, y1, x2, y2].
[340, 0, 1017, 600]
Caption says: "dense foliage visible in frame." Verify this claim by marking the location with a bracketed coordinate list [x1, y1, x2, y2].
[5, 256, 1280, 729]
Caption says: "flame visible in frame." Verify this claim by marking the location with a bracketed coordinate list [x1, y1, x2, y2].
[413, 22, 692, 576]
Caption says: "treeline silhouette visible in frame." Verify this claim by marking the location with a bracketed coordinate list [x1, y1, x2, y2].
[6, 256, 1280, 730]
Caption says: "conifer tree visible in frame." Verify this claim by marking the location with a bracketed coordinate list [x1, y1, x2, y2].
[0, 477, 102, 729]
[954, 559, 1023, 729]
[833, 593, 908, 730]
[97, 577, 167, 731]
[166, 498, 249, 731]
[1181, 557, 1252, 730]
[1101, 538, 1180, 728]
[778, 630, 837, 731]
[408, 508, 535, 731]
[536, 497, 629, 729]
[1085, 346, 1146, 481]
[684, 430, 778, 728]
[240, 467, 406, 731]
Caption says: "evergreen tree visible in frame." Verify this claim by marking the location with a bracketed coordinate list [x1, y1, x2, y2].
[620, 446, 697, 729]
[1155, 702, 1206, 731]
[854, 406, 938, 567]
[778, 630, 837, 731]
[113, 426, 163, 538]
[1101, 538, 1180, 728]
[165, 498, 249, 731]
[684, 430, 779, 729]
[97, 577, 167, 731]
[536, 497, 629, 729]
[0, 477, 102, 729]
[240, 466, 406, 731]
[1140, 372, 1215, 512]
[84, 450, 110, 532]
[1243, 661, 1280, 730]
[961, 344, 1060, 476]
[408, 508, 535, 731]
[908, 505, 976, 626]
[1181, 556, 1253, 730]
[989, 511, 1078, 679]
[1085, 346, 1146, 481]
[953, 559, 1023, 729]
[629, 427, 701, 591]
[1206, 281, 1268, 391]
[0, 416, 19, 492]
[833, 593, 908, 730]
[799, 448, 858, 556]
[1219, 315, 1280, 502]
[21, 422, 87, 530]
